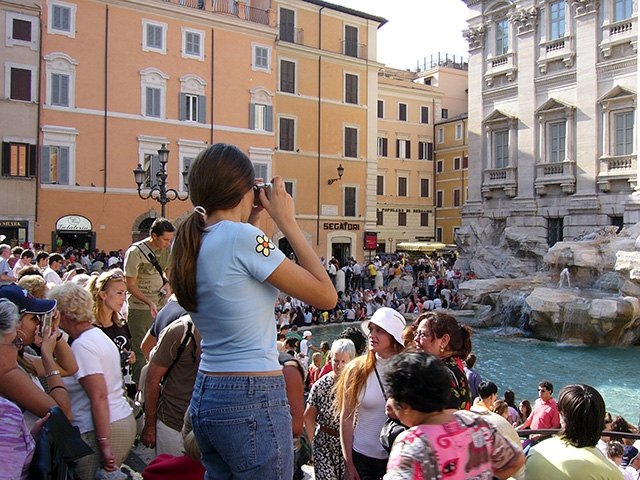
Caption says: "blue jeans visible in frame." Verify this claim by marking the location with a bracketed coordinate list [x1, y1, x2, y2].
[190, 372, 294, 480]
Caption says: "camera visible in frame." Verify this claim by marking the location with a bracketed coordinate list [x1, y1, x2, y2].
[253, 182, 272, 207]
[40, 311, 53, 337]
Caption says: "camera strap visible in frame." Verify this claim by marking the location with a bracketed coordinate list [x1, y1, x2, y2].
[135, 241, 168, 285]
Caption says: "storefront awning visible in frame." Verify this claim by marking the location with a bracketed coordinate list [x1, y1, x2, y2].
[396, 242, 447, 252]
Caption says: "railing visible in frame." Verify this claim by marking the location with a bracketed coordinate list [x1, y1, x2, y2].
[211, 0, 238, 15]
[277, 26, 304, 44]
[537, 35, 575, 73]
[491, 55, 508, 68]
[342, 40, 367, 59]
[245, 5, 269, 25]
[546, 39, 565, 52]
[534, 160, 576, 194]
[600, 154, 637, 174]
[485, 52, 516, 84]
[158, 0, 271, 26]
[483, 166, 516, 187]
[415, 52, 468, 72]
[600, 15, 637, 57]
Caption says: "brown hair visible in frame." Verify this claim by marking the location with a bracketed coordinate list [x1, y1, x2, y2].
[416, 310, 473, 361]
[170, 143, 254, 312]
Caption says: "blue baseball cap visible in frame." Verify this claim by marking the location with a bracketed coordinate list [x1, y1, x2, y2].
[0, 284, 56, 314]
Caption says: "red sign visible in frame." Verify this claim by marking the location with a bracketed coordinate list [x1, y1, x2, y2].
[365, 232, 377, 250]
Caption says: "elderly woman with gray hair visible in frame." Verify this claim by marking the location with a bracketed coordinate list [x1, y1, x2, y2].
[0, 298, 53, 479]
[49, 283, 135, 479]
[304, 338, 357, 480]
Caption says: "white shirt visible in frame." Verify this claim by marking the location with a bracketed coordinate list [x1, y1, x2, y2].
[43, 267, 62, 285]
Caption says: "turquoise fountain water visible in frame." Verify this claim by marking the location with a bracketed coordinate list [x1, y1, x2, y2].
[306, 323, 640, 422]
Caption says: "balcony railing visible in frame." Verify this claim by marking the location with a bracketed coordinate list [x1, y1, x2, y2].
[277, 26, 304, 44]
[537, 35, 575, 73]
[484, 52, 516, 86]
[342, 40, 367, 59]
[597, 154, 638, 191]
[599, 15, 637, 57]
[159, 0, 271, 26]
[534, 160, 576, 195]
[482, 166, 517, 198]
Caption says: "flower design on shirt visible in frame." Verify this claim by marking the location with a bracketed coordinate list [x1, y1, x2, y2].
[256, 235, 275, 257]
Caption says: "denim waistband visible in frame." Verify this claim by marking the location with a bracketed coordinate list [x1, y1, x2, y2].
[195, 370, 286, 393]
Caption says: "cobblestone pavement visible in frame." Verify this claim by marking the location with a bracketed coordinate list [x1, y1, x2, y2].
[121, 442, 314, 479]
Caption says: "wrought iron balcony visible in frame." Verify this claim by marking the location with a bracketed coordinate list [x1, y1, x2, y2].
[160, 0, 271, 26]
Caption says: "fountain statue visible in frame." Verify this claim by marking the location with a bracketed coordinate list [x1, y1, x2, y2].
[455, 223, 640, 346]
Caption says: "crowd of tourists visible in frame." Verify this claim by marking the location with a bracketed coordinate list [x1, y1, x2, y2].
[0, 142, 637, 480]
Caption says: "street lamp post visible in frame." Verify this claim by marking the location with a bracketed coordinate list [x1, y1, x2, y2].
[133, 144, 189, 217]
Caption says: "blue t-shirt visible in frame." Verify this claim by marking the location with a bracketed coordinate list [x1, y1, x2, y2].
[192, 221, 285, 373]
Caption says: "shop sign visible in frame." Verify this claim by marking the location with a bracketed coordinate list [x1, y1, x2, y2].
[323, 222, 360, 231]
[380, 208, 430, 213]
[0, 220, 28, 228]
[56, 215, 92, 232]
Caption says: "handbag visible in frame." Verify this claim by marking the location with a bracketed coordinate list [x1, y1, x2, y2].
[374, 366, 407, 453]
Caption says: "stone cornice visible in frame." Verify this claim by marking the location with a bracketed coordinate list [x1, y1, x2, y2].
[510, 6, 538, 36]
[571, 0, 600, 16]
[483, 84, 518, 101]
[597, 57, 638, 75]
[534, 71, 577, 88]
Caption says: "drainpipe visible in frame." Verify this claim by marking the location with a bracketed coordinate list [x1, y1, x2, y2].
[210, 28, 214, 145]
[35, 3, 43, 223]
[316, 6, 324, 246]
[103, 5, 108, 193]
[432, 98, 436, 241]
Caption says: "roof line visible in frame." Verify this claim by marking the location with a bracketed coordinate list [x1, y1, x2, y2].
[301, 0, 388, 26]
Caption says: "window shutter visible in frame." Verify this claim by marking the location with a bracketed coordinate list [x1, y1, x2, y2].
[154, 89, 161, 117]
[265, 106, 273, 132]
[383, 138, 388, 157]
[41, 146, 51, 183]
[61, 7, 70, 30]
[52, 74, 60, 105]
[179, 93, 187, 121]
[198, 96, 206, 123]
[58, 147, 69, 184]
[396, 139, 400, 158]
[406, 140, 411, 159]
[427, 142, 433, 161]
[249, 103, 256, 129]
[28, 144, 36, 177]
[146, 25, 154, 47]
[146, 88, 153, 116]
[1, 143, 10, 176]
[61, 75, 69, 106]
[155, 26, 162, 49]
[345, 187, 356, 216]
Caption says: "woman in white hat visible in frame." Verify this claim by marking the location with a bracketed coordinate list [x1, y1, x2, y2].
[335, 307, 406, 480]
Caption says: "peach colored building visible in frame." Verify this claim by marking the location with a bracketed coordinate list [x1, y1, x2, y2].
[37, 0, 276, 250]
[434, 114, 468, 245]
[272, 0, 385, 264]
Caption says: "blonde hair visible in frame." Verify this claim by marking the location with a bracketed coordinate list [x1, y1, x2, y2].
[334, 339, 404, 419]
[311, 352, 322, 366]
[492, 399, 509, 417]
[48, 283, 94, 324]
[17, 275, 47, 299]
[86, 269, 125, 327]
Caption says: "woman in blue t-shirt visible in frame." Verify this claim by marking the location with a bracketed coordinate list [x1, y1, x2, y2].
[170, 143, 336, 479]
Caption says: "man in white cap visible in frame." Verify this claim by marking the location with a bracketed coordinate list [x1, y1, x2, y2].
[299, 330, 320, 363]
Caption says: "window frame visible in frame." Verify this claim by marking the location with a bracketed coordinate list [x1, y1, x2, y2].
[614, 111, 634, 156]
[397, 176, 408, 197]
[44, 52, 77, 110]
[6, 12, 38, 50]
[398, 103, 407, 121]
[455, 123, 463, 140]
[1, 142, 36, 177]
[6, 64, 35, 102]
[140, 67, 169, 119]
[436, 190, 444, 208]
[420, 106, 429, 124]
[344, 126, 359, 158]
[398, 211, 407, 227]
[396, 139, 411, 159]
[614, 0, 634, 22]
[252, 42, 271, 73]
[278, 116, 296, 152]
[279, 7, 296, 43]
[279, 58, 297, 94]
[436, 159, 444, 173]
[420, 177, 430, 198]
[344, 24, 359, 58]
[495, 17, 509, 56]
[41, 125, 78, 187]
[376, 175, 384, 196]
[142, 19, 167, 55]
[454, 156, 461, 170]
[377, 100, 384, 119]
[182, 27, 205, 62]
[47, 0, 76, 38]
[344, 72, 359, 105]
[437, 127, 444, 144]
[548, 0, 566, 41]
[344, 185, 358, 217]
[377, 137, 388, 157]
[453, 188, 461, 207]
[420, 212, 429, 227]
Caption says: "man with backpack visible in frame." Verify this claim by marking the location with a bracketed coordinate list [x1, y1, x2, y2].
[140, 314, 201, 456]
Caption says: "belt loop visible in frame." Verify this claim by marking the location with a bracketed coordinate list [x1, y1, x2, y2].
[248, 376, 254, 397]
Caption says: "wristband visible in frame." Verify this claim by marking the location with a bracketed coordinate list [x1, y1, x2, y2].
[96, 437, 109, 442]
[45, 369, 60, 378]
[49, 385, 67, 393]
[56, 333, 64, 342]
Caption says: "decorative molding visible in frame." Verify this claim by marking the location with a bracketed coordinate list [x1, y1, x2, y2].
[510, 6, 538, 35]
[571, 0, 599, 16]
[597, 57, 638, 76]
[463, 25, 485, 50]
[534, 71, 577, 89]
[483, 84, 518, 101]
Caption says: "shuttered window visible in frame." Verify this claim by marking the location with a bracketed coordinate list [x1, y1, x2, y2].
[280, 60, 295, 93]
[344, 127, 358, 158]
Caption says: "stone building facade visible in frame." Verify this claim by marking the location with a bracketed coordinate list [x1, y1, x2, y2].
[459, 0, 637, 276]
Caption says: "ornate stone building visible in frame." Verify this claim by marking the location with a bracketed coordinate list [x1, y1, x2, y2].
[458, 0, 637, 276]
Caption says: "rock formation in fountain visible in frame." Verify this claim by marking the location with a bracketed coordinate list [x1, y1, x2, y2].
[456, 223, 640, 346]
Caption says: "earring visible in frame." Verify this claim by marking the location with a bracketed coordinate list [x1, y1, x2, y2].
[439, 344, 445, 354]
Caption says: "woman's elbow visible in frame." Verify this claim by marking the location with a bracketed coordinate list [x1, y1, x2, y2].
[315, 290, 338, 310]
